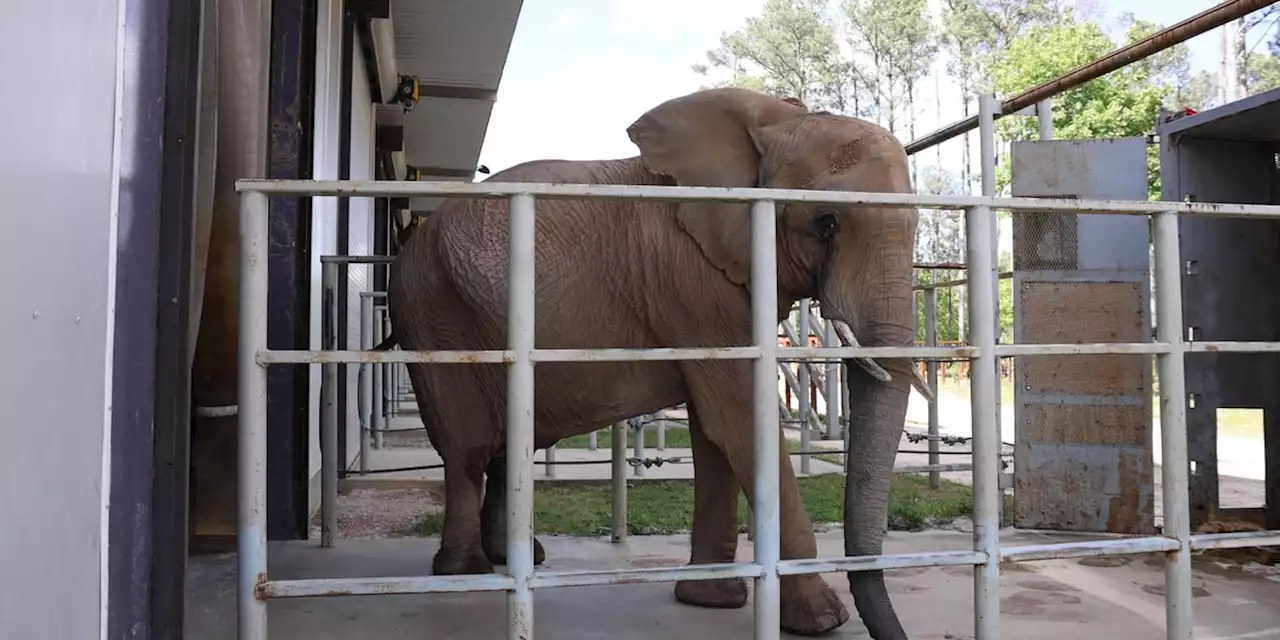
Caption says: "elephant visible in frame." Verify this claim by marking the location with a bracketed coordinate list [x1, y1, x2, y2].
[386, 86, 923, 638]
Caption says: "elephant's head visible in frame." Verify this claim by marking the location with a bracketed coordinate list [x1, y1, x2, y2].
[628, 87, 917, 638]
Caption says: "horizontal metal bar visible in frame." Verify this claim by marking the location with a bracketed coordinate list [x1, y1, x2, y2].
[529, 563, 762, 589]
[994, 343, 1173, 356]
[1191, 530, 1280, 550]
[258, 350, 515, 364]
[359, 291, 387, 299]
[778, 346, 977, 359]
[896, 463, 974, 473]
[529, 347, 761, 362]
[779, 551, 987, 575]
[1188, 341, 1280, 353]
[258, 574, 515, 598]
[258, 341, 1204, 366]
[235, 179, 1280, 218]
[999, 536, 1181, 563]
[319, 255, 396, 264]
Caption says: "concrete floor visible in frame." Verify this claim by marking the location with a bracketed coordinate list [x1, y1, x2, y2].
[186, 528, 1280, 639]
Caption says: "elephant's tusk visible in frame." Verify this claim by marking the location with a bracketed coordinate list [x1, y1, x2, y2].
[831, 321, 936, 403]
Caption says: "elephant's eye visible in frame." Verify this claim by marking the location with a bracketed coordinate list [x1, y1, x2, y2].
[814, 211, 839, 239]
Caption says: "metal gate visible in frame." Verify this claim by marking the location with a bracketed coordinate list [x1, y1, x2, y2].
[1010, 137, 1157, 534]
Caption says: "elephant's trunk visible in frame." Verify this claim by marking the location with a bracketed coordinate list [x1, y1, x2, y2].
[843, 363, 912, 639]
[820, 210, 917, 639]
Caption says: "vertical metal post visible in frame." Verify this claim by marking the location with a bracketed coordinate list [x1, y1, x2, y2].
[505, 193, 537, 640]
[925, 284, 940, 489]
[588, 430, 598, 451]
[798, 298, 812, 475]
[1154, 210, 1194, 640]
[824, 319, 840, 442]
[382, 312, 393, 420]
[320, 262, 338, 548]
[980, 94, 1002, 463]
[611, 421, 628, 543]
[633, 418, 646, 477]
[372, 306, 384, 449]
[1037, 99, 1054, 141]
[967, 202, 1001, 640]
[358, 295, 373, 474]
[657, 414, 666, 450]
[750, 200, 781, 638]
[545, 444, 557, 478]
[237, 190, 269, 639]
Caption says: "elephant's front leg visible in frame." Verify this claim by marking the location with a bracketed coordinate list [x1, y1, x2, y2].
[480, 455, 547, 567]
[674, 405, 748, 609]
[682, 363, 850, 636]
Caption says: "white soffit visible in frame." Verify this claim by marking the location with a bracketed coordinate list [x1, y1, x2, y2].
[391, 0, 522, 193]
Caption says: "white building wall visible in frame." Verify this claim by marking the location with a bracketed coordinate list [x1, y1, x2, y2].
[308, 0, 344, 505]
[344, 47, 377, 466]
[0, 0, 125, 636]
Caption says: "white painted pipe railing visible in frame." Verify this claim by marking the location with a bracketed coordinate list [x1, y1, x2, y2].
[236, 124, 1280, 640]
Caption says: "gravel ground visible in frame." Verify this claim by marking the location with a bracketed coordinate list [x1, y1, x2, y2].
[307, 488, 442, 539]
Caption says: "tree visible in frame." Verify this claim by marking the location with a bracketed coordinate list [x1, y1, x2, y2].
[1245, 51, 1280, 94]
[841, 0, 936, 180]
[1120, 14, 1197, 110]
[990, 19, 1167, 198]
[842, 0, 933, 134]
[937, 0, 1062, 190]
[692, 0, 844, 110]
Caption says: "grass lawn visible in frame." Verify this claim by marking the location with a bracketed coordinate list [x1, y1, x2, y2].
[557, 427, 809, 453]
[557, 426, 694, 450]
[412, 473, 1013, 538]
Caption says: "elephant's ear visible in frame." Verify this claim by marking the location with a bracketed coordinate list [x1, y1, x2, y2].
[626, 88, 806, 285]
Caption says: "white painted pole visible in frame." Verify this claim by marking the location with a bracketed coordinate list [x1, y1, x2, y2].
[971, 93, 1002, 640]
[750, 200, 781, 638]
[925, 283, 940, 490]
[1037, 99, 1054, 141]
[611, 421, 628, 543]
[237, 190, 269, 639]
[504, 193, 537, 639]
[320, 262, 338, 547]
[798, 298, 812, 475]
[824, 318, 840, 442]
[372, 306, 384, 449]
[1154, 210, 1194, 640]
[633, 417, 646, 478]
[358, 295, 373, 474]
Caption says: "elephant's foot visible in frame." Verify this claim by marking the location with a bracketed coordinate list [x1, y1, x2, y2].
[431, 546, 494, 576]
[780, 575, 849, 636]
[481, 536, 547, 567]
[674, 576, 748, 609]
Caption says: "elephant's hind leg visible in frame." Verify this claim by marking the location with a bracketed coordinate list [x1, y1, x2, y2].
[408, 364, 494, 576]
[480, 455, 547, 567]
[431, 446, 495, 575]
[674, 404, 748, 609]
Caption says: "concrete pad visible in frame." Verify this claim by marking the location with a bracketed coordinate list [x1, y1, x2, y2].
[185, 529, 1280, 639]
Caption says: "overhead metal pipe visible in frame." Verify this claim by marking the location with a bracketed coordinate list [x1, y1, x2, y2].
[905, 0, 1278, 155]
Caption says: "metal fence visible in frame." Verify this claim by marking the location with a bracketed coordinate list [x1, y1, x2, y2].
[237, 174, 1280, 639]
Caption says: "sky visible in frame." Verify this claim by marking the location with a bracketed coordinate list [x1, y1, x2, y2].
[477, 0, 1275, 181]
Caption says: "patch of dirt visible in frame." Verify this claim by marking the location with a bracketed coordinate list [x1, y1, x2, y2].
[307, 488, 444, 539]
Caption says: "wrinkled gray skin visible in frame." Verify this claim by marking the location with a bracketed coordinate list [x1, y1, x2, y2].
[387, 87, 917, 638]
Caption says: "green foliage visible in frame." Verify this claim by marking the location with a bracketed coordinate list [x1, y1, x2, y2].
[989, 19, 1167, 199]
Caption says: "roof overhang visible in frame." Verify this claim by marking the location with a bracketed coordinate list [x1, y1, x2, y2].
[366, 0, 522, 212]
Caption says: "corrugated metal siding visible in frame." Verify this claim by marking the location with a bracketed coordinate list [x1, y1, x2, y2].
[344, 47, 377, 465]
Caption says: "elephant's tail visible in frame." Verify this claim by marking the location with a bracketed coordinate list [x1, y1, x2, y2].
[372, 333, 397, 351]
